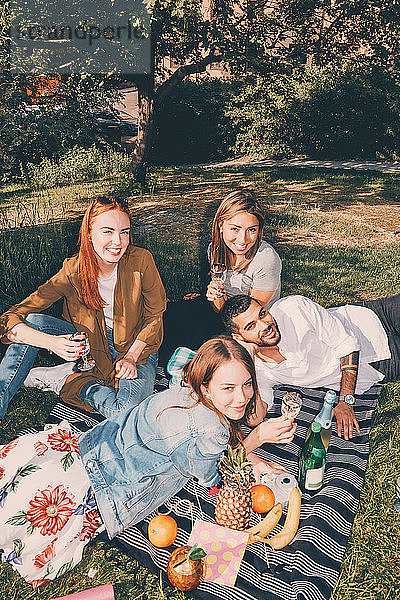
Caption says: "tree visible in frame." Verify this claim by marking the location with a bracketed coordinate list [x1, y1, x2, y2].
[0, 1, 124, 177]
[130, 0, 237, 182]
[131, 0, 400, 181]
[0, 0, 399, 180]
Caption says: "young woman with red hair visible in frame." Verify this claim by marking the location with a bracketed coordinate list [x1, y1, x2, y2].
[0, 197, 166, 419]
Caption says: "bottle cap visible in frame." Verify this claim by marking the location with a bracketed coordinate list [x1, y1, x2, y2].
[325, 390, 336, 403]
[311, 421, 322, 433]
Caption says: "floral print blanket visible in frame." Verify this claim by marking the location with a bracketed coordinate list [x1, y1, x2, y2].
[0, 422, 103, 588]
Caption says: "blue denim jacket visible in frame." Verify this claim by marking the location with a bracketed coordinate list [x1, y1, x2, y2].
[78, 385, 230, 539]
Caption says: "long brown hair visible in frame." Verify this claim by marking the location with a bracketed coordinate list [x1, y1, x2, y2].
[210, 189, 264, 272]
[78, 196, 132, 310]
[182, 336, 259, 445]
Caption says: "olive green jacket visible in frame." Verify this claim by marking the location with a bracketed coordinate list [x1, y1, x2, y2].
[0, 246, 166, 401]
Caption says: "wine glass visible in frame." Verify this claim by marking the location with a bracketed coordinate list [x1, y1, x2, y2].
[281, 392, 302, 420]
[210, 263, 226, 298]
[70, 332, 95, 371]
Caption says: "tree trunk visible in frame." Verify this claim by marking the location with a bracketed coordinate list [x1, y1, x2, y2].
[129, 55, 222, 185]
[131, 75, 155, 186]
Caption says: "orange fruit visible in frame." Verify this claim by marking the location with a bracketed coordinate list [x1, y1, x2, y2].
[148, 515, 178, 548]
[251, 484, 275, 514]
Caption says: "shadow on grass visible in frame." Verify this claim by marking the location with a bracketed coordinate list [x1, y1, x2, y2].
[2, 199, 400, 309]
[162, 165, 400, 211]
[369, 383, 400, 449]
[0, 218, 81, 314]
[0, 186, 32, 207]
[0, 387, 58, 444]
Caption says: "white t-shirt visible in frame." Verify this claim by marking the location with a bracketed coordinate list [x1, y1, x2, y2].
[98, 267, 118, 329]
[255, 295, 390, 407]
[208, 241, 282, 308]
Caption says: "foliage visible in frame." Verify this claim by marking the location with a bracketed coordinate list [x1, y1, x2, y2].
[131, 0, 400, 181]
[0, 74, 121, 177]
[149, 0, 400, 78]
[26, 144, 132, 190]
[1, 1, 400, 180]
[227, 64, 400, 159]
[152, 80, 242, 164]
[237, 0, 400, 74]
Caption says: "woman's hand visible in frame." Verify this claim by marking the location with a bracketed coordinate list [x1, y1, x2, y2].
[248, 453, 288, 484]
[48, 335, 85, 361]
[206, 280, 226, 302]
[115, 355, 138, 379]
[256, 416, 297, 445]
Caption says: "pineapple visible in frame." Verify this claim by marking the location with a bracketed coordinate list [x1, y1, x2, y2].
[215, 445, 255, 530]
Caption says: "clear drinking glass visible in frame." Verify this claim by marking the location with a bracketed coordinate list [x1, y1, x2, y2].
[281, 392, 302, 420]
[210, 263, 227, 298]
[70, 332, 95, 372]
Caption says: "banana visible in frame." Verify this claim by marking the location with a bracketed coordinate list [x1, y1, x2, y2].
[265, 487, 301, 550]
[246, 503, 282, 544]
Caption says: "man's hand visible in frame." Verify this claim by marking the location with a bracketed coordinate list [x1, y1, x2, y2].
[115, 355, 138, 379]
[332, 401, 360, 440]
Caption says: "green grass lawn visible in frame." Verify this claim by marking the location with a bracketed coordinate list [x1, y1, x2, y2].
[0, 165, 399, 599]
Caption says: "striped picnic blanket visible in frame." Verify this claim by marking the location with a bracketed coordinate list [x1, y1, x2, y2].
[46, 368, 380, 600]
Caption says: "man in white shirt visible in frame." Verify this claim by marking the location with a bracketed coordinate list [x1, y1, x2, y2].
[221, 294, 400, 440]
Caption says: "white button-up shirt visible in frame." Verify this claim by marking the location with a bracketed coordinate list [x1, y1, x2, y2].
[255, 295, 390, 408]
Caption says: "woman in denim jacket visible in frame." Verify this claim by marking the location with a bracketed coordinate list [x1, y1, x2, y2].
[0, 337, 286, 589]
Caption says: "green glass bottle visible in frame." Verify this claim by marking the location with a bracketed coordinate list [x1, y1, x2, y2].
[299, 421, 327, 493]
[304, 390, 336, 449]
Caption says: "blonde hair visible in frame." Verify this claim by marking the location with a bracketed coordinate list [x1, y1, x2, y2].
[182, 336, 259, 445]
[210, 189, 264, 272]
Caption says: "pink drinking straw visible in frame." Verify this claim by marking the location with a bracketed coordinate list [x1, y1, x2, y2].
[51, 584, 115, 600]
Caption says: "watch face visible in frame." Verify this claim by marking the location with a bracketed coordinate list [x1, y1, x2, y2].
[344, 394, 355, 406]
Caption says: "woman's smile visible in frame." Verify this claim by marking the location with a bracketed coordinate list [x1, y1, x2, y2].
[221, 211, 260, 257]
[105, 247, 123, 256]
[90, 210, 131, 272]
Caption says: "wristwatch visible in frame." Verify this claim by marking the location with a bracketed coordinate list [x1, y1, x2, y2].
[339, 394, 355, 406]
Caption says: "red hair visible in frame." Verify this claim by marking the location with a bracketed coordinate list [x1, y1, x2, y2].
[78, 196, 132, 310]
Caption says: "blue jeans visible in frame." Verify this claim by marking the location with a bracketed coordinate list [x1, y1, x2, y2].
[0, 314, 158, 420]
[79, 327, 158, 419]
[0, 313, 76, 419]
